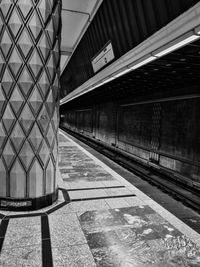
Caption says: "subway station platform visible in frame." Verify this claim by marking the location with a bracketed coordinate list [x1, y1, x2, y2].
[0, 129, 200, 266]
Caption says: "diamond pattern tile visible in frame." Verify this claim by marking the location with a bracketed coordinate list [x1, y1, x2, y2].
[8, 47, 23, 77]
[2, 139, 15, 169]
[10, 159, 26, 198]
[0, 15, 4, 36]
[39, 139, 49, 166]
[28, 11, 42, 41]
[0, 0, 61, 200]
[28, 49, 43, 79]
[0, 121, 7, 150]
[46, 17, 54, 46]
[0, 29, 13, 59]
[0, 87, 6, 116]
[17, 0, 33, 20]
[8, 8, 22, 38]
[53, 39, 59, 67]
[29, 85, 43, 115]
[0, 51, 5, 77]
[38, 0, 51, 25]
[10, 121, 25, 153]
[0, 0, 14, 22]
[38, 32, 50, 62]
[46, 122, 54, 148]
[52, 108, 58, 131]
[52, 73, 59, 100]
[18, 67, 34, 98]
[52, 139, 57, 163]
[1, 67, 14, 97]
[46, 158, 54, 194]
[0, 158, 6, 197]
[38, 105, 50, 133]
[29, 159, 43, 198]
[18, 28, 33, 58]
[10, 85, 24, 116]
[2, 104, 16, 134]
[29, 123, 43, 152]
[19, 103, 35, 134]
[46, 89, 54, 115]
[38, 70, 50, 99]
[19, 140, 35, 170]
[46, 52, 55, 82]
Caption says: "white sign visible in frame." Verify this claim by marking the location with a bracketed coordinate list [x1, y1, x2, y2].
[92, 42, 115, 73]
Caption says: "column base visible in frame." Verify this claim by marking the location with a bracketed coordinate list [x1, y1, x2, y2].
[0, 189, 58, 211]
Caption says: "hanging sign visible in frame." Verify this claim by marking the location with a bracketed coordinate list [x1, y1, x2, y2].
[92, 41, 115, 73]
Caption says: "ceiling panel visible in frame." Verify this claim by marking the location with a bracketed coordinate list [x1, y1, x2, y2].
[62, 0, 98, 14]
[61, 10, 89, 48]
[60, 0, 102, 73]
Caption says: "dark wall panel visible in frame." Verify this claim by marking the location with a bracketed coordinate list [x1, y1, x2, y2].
[76, 109, 93, 133]
[61, 0, 199, 96]
[160, 98, 200, 162]
[118, 104, 153, 148]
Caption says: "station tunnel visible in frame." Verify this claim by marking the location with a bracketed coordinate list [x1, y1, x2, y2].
[1, 0, 200, 266]
[60, 0, 200, 209]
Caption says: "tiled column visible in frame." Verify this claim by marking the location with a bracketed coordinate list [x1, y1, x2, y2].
[0, 0, 61, 210]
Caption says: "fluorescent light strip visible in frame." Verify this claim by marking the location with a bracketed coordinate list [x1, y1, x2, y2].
[129, 56, 157, 70]
[153, 34, 200, 57]
[113, 68, 132, 78]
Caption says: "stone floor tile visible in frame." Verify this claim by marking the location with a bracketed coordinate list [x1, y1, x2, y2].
[69, 189, 108, 200]
[104, 187, 134, 197]
[0, 245, 42, 267]
[3, 217, 41, 248]
[105, 198, 131, 209]
[101, 180, 124, 187]
[125, 196, 146, 206]
[49, 213, 87, 247]
[52, 244, 96, 267]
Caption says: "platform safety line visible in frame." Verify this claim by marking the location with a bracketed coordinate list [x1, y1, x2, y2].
[59, 129, 200, 246]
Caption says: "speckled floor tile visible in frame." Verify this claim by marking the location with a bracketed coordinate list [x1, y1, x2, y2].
[125, 196, 146, 207]
[0, 244, 42, 267]
[65, 181, 105, 189]
[105, 198, 131, 209]
[104, 187, 134, 197]
[49, 213, 87, 247]
[3, 217, 41, 248]
[68, 189, 108, 200]
[52, 199, 110, 216]
[102, 180, 124, 187]
[52, 244, 96, 267]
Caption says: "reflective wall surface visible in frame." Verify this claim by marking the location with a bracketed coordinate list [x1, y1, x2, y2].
[0, 0, 61, 209]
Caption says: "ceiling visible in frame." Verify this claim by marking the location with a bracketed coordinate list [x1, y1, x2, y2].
[61, 38, 200, 110]
[60, 0, 103, 73]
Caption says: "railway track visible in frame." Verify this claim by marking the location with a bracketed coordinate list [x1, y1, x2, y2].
[60, 126, 200, 213]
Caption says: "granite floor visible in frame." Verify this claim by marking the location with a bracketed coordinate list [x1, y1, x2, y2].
[0, 129, 200, 266]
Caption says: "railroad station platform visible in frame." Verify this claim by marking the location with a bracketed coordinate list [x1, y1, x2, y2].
[0, 129, 200, 266]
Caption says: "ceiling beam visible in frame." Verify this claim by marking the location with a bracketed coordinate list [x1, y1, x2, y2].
[61, 46, 73, 55]
[62, 8, 90, 18]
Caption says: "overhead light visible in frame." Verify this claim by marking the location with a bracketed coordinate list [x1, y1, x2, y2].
[113, 68, 132, 78]
[194, 25, 200, 35]
[129, 55, 157, 70]
[153, 31, 200, 57]
[103, 76, 115, 83]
